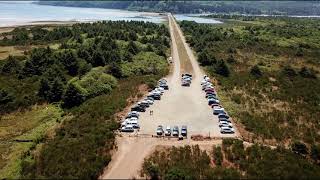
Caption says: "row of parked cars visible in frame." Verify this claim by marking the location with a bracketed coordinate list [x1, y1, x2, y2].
[156, 125, 187, 138]
[121, 79, 169, 132]
[181, 73, 192, 86]
[201, 75, 235, 134]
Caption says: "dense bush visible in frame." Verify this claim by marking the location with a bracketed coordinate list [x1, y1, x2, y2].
[142, 145, 240, 179]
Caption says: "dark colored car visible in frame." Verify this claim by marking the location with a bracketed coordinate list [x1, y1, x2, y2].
[218, 114, 230, 119]
[182, 73, 192, 78]
[153, 94, 161, 100]
[181, 126, 187, 137]
[219, 118, 231, 123]
[208, 99, 219, 105]
[131, 105, 146, 112]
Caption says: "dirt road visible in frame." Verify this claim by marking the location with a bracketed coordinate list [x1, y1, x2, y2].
[100, 14, 238, 179]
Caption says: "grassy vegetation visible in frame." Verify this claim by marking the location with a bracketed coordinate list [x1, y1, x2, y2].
[180, 17, 320, 146]
[0, 20, 170, 178]
[142, 139, 320, 179]
[0, 104, 63, 178]
[171, 15, 320, 178]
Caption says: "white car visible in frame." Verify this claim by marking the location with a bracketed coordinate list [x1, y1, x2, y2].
[121, 125, 134, 132]
[219, 121, 233, 128]
[201, 79, 207, 85]
[155, 87, 164, 94]
[128, 111, 139, 117]
[220, 127, 235, 134]
[144, 98, 154, 105]
[159, 78, 167, 83]
[165, 126, 171, 136]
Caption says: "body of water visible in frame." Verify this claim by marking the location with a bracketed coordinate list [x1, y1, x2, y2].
[0, 1, 222, 27]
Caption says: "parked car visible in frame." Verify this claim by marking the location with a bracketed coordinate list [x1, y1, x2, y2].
[208, 98, 220, 105]
[131, 105, 146, 112]
[172, 126, 179, 136]
[218, 114, 229, 119]
[206, 93, 217, 98]
[165, 126, 171, 136]
[211, 103, 221, 108]
[181, 80, 190, 86]
[127, 112, 139, 119]
[181, 125, 187, 137]
[139, 101, 150, 108]
[206, 94, 218, 100]
[219, 118, 231, 123]
[126, 120, 140, 129]
[182, 73, 192, 78]
[159, 78, 167, 83]
[153, 94, 161, 100]
[213, 107, 225, 115]
[156, 125, 164, 136]
[206, 91, 217, 96]
[159, 83, 169, 90]
[144, 98, 154, 105]
[121, 125, 134, 132]
[219, 121, 233, 128]
[168, 57, 173, 63]
[220, 127, 235, 134]
[205, 89, 215, 93]
[202, 85, 213, 90]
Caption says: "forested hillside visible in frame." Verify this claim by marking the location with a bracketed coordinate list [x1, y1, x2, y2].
[0, 21, 170, 178]
[38, 0, 320, 15]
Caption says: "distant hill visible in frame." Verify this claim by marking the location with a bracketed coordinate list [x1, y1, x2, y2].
[37, 1, 320, 15]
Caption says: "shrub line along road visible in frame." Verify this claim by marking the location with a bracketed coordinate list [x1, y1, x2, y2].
[100, 14, 239, 179]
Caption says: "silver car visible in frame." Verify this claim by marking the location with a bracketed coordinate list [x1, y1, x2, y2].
[172, 126, 179, 136]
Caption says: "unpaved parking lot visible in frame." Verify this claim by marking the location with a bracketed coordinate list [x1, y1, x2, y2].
[138, 14, 239, 138]
[100, 14, 239, 179]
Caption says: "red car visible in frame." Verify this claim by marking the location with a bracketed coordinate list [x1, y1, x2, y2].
[205, 89, 215, 93]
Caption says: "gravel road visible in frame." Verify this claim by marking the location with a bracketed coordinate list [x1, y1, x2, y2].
[100, 14, 239, 179]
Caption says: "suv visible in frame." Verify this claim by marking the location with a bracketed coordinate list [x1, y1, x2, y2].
[156, 125, 164, 136]
[181, 125, 187, 137]
[172, 126, 179, 136]
[220, 127, 235, 134]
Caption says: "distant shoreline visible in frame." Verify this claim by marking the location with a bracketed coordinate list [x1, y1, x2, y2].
[0, 21, 77, 33]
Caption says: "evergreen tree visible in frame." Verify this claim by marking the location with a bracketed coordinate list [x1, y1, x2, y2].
[127, 40, 139, 55]
[63, 83, 85, 108]
[1, 56, 22, 74]
[59, 50, 80, 76]
[0, 88, 14, 105]
[108, 62, 122, 78]
[91, 51, 106, 67]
